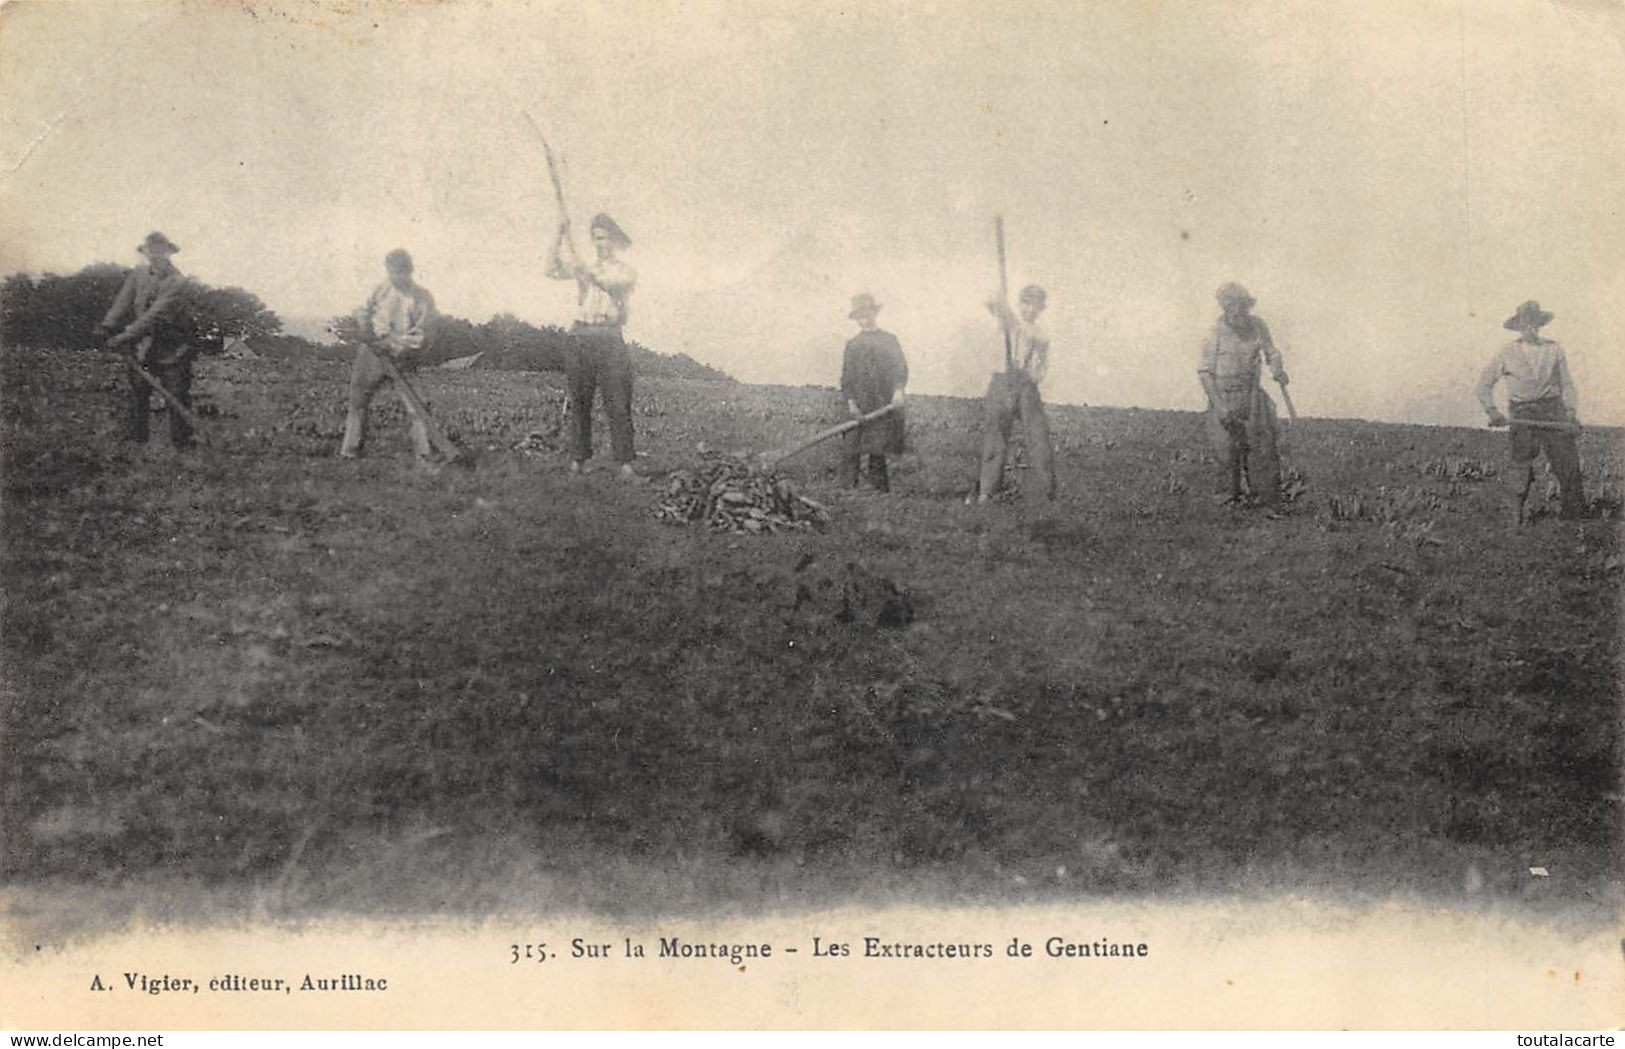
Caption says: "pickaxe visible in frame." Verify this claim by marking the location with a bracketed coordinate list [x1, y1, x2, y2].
[1276, 379, 1299, 424]
[521, 109, 580, 258]
[116, 348, 208, 442]
[363, 343, 467, 463]
[762, 403, 900, 470]
[995, 215, 1015, 373]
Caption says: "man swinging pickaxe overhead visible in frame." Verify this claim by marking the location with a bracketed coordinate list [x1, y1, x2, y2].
[523, 108, 642, 479]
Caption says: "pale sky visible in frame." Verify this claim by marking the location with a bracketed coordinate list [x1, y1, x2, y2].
[2, 0, 1622, 425]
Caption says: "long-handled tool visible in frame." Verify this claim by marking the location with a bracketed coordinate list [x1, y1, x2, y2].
[366, 345, 466, 462]
[1491, 417, 1581, 433]
[119, 351, 208, 442]
[521, 109, 580, 260]
[1276, 379, 1299, 423]
[763, 403, 900, 470]
[994, 215, 1014, 373]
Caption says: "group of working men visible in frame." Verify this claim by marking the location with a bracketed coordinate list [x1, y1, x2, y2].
[99, 228, 1589, 523]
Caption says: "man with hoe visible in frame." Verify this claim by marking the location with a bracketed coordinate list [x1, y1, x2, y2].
[97, 231, 197, 448]
[1197, 282, 1290, 510]
[1475, 300, 1585, 523]
[337, 248, 440, 462]
[839, 293, 909, 492]
[978, 284, 1056, 503]
[547, 213, 638, 479]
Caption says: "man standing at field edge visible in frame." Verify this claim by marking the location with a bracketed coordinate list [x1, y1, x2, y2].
[547, 213, 638, 479]
[96, 231, 198, 449]
[840, 293, 909, 492]
[1198, 282, 1288, 510]
[1475, 300, 1585, 523]
[978, 284, 1056, 503]
[338, 249, 439, 461]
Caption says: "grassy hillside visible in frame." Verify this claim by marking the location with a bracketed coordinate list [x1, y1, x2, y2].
[1, 346, 1619, 924]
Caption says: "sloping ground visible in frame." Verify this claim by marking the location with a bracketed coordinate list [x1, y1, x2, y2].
[1, 347, 1619, 925]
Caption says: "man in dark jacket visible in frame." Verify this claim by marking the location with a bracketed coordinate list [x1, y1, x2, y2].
[96, 231, 196, 447]
[839, 293, 908, 491]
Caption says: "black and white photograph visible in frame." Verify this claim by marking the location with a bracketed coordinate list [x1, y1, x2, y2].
[1, 0, 1621, 1032]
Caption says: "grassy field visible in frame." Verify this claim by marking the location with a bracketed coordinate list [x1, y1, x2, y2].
[1, 345, 1620, 928]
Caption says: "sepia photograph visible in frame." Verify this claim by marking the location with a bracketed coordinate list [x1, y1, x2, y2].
[1, 0, 1621, 1032]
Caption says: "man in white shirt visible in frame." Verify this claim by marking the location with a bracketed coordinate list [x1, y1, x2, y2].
[1197, 282, 1288, 509]
[978, 284, 1056, 503]
[547, 213, 638, 478]
[338, 249, 438, 460]
[1475, 300, 1585, 522]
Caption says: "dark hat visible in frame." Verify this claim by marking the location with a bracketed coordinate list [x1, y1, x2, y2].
[1504, 300, 1553, 332]
[1216, 282, 1254, 307]
[848, 292, 881, 319]
[385, 248, 414, 272]
[590, 213, 631, 248]
[138, 231, 180, 256]
[1019, 284, 1047, 307]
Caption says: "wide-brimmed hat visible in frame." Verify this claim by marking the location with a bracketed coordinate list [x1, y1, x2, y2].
[1504, 300, 1553, 332]
[590, 213, 631, 248]
[848, 292, 881, 319]
[1216, 282, 1254, 307]
[138, 231, 180, 256]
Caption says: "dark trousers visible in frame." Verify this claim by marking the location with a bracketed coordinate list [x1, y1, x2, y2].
[1510, 397, 1584, 518]
[841, 443, 890, 491]
[569, 324, 635, 464]
[125, 357, 194, 447]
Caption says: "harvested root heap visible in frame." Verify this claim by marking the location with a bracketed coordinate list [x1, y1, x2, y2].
[655, 455, 830, 533]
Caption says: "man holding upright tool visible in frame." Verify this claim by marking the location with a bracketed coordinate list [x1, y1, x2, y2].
[1197, 282, 1290, 511]
[97, 231, 198, 449]
[977, 217, 1056, 504]
[1476, 300, 1586, 523]
[337, 248, 440, 462]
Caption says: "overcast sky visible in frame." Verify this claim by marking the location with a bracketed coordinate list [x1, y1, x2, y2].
[2, 0, 1621, 425]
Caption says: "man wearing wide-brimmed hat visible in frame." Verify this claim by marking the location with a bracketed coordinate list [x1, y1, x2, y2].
[1197, 282, 1289, 509]
[839, 293, 909, 491]
[977, 284, 1056, 503]
[547, 211, 638, 478]
[1475, 300, 1585, 522]
[96, 231, 198, 447]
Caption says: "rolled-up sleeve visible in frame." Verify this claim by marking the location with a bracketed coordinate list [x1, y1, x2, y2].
[101, 273, 137, 330]
[1257, 320, 1285, 381]
[1197, 329, 1218, 377]
[1557, 350, 1578, 414]
[122, 276, 186, 339]
[405, 292, 437, 352]
[1474, 350, 1505, 413]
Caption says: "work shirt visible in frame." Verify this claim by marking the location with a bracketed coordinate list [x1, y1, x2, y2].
[841, 328, 909, 413]
[1198, 314, 1284, 392]
[1475, 337, 1578, 413]
[356, 280, 437, 355]
[101, 264, 191, 354]
[548, 244, 636, 326]
[991, 303, 1050, 385]
[842, 327, 908, 455]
